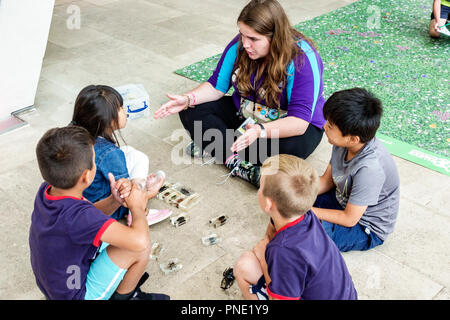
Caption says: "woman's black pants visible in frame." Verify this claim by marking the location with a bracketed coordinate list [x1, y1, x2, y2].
[178, 96, 323, 165]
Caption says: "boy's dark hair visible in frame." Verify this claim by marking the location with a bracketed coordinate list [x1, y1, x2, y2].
[323, 88, 383, 143]
[36, 126, 95, 189]
[71, 85, 124, 146]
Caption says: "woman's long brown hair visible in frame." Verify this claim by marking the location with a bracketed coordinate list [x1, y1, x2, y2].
[234, 0, 316, 110]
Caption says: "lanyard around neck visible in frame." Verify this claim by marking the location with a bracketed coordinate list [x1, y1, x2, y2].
[252, 68, 262, 114]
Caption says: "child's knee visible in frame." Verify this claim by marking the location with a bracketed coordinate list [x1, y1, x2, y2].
[429, 27, 440, 37]
[127, 243, 151, 267]
[137, 241, 151, 260]
[234, 251, 255, 277]
[106, 243, 150, 269]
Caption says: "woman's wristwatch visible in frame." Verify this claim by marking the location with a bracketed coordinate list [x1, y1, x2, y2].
[257, 123, 266, 138]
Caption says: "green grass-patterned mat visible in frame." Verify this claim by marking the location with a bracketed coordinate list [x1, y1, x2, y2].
[175, 0, 449, 175]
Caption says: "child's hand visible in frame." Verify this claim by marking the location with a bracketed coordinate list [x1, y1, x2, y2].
[116, 178, 132, 198]
[108, 173, 131, 206]
[434, 21, 441, 31]
[124, 182, 148, 214]
[116, 178, 132, 208]
[153, 94, 189, 119]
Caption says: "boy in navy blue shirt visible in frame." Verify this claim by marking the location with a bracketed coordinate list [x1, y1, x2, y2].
[234, 154, 357, 300]
[29, 126, 169, 300]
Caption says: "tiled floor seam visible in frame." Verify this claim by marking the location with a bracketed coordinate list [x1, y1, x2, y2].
[400, 195, 449, 220]
[177, 251, 229, 288]
[432, 287, 448, 300]
[373, 248, 447, 294]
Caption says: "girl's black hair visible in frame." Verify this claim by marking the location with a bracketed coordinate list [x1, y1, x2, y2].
[323, 88, 383, 143]
[71, 85, 125, 146]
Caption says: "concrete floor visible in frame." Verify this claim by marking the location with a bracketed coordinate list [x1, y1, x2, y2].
[1, 0, 449, 300]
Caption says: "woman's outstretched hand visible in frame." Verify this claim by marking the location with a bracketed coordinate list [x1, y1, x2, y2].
[153, 94, 188, 119]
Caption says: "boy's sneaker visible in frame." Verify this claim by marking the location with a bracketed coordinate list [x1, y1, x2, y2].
[224, 154, 261, 187]
[110, 272, 170, 300]
[127, 209, 172, 226]
[438, 26, 450, 37]
[130, 288, 170, 300]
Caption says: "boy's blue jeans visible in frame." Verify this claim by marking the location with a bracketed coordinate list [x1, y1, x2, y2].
[313, 189, 383, 252]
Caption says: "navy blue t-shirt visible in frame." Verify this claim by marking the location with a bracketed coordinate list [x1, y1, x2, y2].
[266, 211, 357, 300]
[29, 183, 115, 300]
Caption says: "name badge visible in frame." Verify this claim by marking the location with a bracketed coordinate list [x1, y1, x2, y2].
[240, 97, 287, 123]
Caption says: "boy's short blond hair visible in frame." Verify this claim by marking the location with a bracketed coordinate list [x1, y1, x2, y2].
[261, 154, 319, 218]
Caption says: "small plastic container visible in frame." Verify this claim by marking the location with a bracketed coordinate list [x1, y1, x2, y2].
[209, 215, 229, 228]
[149, 242, 164, 260]
[146, 170, 166, 189]
[156, 181, 201, 211]
[133, 178, 146, 190]
[178, 193, 200, 211]
[165, 190, 185, 206]
[155, 170, 166, 180]
[170, 214, 189, 227]
[160, 258, 182, 275]
[201, 233, 221, 246]
[115, 83, 150, 120]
